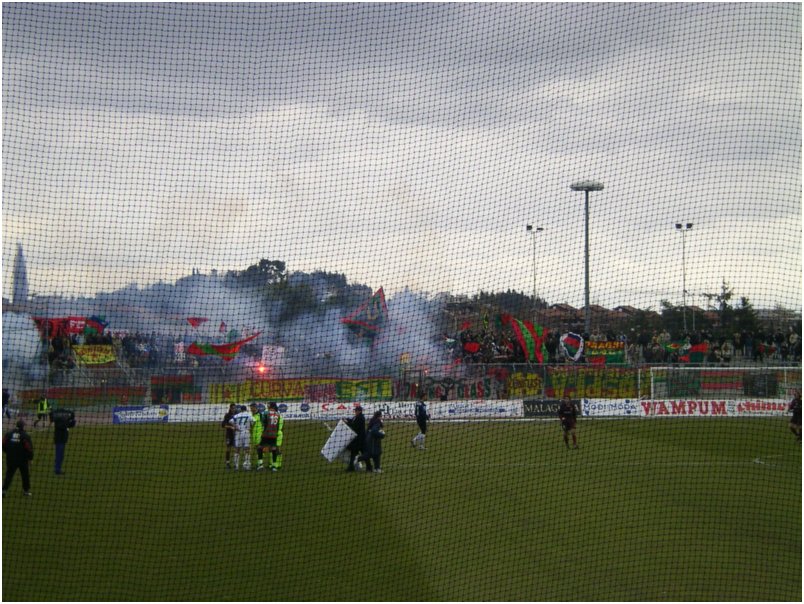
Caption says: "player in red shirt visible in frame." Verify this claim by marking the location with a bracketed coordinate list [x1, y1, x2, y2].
[558, 398, 579, 450]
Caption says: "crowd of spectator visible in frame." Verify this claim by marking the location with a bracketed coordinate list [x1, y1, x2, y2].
[38, 316, 803, 377]
[449, 324, 802, 366]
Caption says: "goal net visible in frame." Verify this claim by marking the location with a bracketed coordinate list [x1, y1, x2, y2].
[649, 366, 802, 400]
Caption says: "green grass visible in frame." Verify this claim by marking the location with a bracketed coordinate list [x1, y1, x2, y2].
[3, 419, 800, 601]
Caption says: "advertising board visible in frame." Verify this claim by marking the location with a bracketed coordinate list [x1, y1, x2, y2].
[582, 399, 641, 417]
[112, 405, 169, 424]
[523, 399, 580, 418]
[577, 398, 794, 418]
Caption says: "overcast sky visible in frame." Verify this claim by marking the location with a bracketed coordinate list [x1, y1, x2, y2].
[3, 3, 801, 311]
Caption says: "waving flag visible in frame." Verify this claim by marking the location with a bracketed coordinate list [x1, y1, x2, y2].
[340, 288, 388, 337]
[502, 315, 547, 363]
[187, 333, 260, 362]
[560, 332, 585, 362]
[186, 317, 209, 328]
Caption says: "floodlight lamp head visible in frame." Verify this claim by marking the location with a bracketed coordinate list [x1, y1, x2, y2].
[570, 180, 604, 192]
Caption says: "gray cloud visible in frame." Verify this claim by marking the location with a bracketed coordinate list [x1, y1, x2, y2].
[3, 3, 800, 310]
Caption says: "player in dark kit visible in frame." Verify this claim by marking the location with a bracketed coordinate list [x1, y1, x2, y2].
[222, 403, 237, 469]
[411, 392, 430, 450]
[558, 398, 579, 449]
[788, 390, 801, 443]
[3, 419, 34, 497]
[256, 402, 284, 472]
[344, 405, 366, 472]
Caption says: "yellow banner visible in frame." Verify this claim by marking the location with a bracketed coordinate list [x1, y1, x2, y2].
[507, 372, 544, 397]
[73, 344, 117, 365]
[208, 378, 393, 404]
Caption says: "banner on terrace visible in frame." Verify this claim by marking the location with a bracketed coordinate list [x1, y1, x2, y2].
[585, 340, 625, 364]
[73, 344, 117, 366]
[209, 378, 393, 404]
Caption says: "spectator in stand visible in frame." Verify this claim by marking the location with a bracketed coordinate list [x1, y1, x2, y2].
[742, 330, 753, 360]
[732, 332, 742, 358]
[790, 330, 801, 362]
[720, 339, 734, 364]
[707, 343, 722, 365]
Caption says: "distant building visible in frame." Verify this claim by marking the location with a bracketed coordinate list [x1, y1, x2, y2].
[12, 243, 28, 307]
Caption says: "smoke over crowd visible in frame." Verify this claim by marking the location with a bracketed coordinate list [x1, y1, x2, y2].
[3, 264, 455, 387]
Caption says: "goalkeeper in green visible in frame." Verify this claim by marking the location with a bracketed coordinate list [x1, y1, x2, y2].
[249, 403, 263, 470]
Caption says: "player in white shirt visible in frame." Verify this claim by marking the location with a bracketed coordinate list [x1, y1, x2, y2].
[229, 406, 255, 470]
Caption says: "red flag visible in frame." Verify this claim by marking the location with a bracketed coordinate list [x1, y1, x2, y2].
[187, 317, 208, 328]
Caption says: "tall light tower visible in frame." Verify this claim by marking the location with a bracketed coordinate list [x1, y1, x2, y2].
[675, 222, 693, 333]
[570, 180, 604, 335]
[526, 225, 543, 309]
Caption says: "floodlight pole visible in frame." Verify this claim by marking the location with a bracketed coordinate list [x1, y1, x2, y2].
[526, 225, 543, 310]
[570, 181, 604, 336]
[675, 222, 693, 333]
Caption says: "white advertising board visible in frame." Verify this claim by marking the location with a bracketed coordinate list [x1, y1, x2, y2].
[582, 399, 641, 417]
[583, 399, 791, 418]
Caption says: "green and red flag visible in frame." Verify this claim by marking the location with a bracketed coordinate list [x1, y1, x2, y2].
[502, 315, 547, 363]
[663, 341, 709, 363]
[340, 288, 388, 337]
[187, 333, 260, 362]
[680, 343, 708, 363]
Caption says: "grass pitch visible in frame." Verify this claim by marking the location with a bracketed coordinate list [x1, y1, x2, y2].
[3, 418, 800, 601]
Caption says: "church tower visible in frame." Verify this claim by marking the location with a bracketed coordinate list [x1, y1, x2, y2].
[12, 242, 29, 307]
